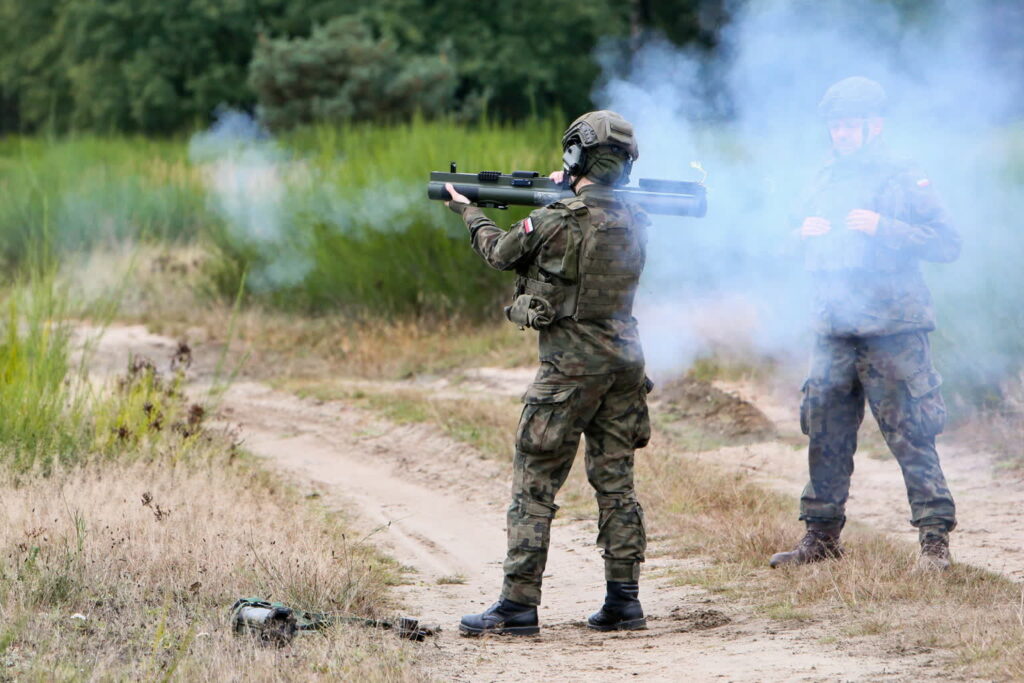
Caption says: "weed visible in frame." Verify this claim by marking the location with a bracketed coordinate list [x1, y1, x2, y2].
[0, 459, 421, 680]
[0, 276, 91, 472]
[760, 602, 813, 622]
[435, 575, 467, 585]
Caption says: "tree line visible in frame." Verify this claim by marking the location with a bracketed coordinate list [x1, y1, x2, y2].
[0, 1, 1019, 135]
[0, 0, 727, 135]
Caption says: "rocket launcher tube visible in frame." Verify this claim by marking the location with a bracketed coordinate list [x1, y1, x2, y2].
[427, 170, 707, 218]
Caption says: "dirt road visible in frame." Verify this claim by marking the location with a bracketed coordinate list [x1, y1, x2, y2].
[87, 325, 956, 681]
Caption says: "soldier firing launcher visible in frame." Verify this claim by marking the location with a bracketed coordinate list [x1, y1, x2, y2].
[427, 163, 707, 218]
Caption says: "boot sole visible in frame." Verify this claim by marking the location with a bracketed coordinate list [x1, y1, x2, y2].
[769, 551, 844, 569]
[458, 623, 540, 637]
[586, 617, 647, 632]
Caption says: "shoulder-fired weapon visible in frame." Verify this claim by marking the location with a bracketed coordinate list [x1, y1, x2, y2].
[427, 163, 707, 217]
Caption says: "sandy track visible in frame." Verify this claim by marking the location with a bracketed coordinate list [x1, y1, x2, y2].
[86, 325, 940, 681]
[223, 382, 929, 682]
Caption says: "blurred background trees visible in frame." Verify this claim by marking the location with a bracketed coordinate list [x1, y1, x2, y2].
[248, 16, 456, 129]
[0, 0, 732, 134]
[0, 0, 1021, 134]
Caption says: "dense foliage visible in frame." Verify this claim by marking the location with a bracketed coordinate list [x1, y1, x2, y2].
[249, 17, 456, 130]
[0, 0, 730, 134]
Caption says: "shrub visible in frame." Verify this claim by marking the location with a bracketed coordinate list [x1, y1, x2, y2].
[249, 17, 455, 131]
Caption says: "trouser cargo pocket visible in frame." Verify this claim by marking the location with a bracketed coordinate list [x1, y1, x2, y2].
[517, 383, 577, 454]
[799, 380, 814, 436]
[633, 377, 653, 449]
[905, 369, 946, 437]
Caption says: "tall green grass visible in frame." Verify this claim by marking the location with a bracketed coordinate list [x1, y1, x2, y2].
[0, 271, 209, 473]
[0, 277, 90, 472]
[204, 117, 563, 316]
[0, 136, 215, 272]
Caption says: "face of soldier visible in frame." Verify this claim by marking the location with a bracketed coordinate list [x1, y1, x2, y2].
[828, 117, 884, 155]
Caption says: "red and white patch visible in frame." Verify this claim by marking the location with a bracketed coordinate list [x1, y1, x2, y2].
[916, 178, 931, 187]
[521, 217, 534, 234]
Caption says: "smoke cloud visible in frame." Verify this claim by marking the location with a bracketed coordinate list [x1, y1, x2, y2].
[188, 109, 313, 291]
[597, 0, 1024, 397]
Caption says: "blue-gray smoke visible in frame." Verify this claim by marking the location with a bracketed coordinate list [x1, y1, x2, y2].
[597, 0, 1024, 403]
[188, 109, 313, 291]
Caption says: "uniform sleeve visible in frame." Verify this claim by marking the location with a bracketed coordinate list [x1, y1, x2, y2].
[875, 171, 961, 263]
[633, 207, 650, 270]
[456, 205, 561, 272]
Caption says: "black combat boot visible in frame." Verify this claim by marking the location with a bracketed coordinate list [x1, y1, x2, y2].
[769, 523, 844, 568]
[459, 598, 539, 636]
[587, 582, 646, 631]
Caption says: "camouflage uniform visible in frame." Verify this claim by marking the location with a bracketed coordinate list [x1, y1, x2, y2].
[450, 183, 650, 606]
[798, 142, 960, 540]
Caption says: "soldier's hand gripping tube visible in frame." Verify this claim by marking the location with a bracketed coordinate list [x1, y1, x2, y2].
[428, 167, 708, 218]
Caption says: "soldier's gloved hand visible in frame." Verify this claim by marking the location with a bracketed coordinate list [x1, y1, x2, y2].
[444, 182, 471, 215]
[548, 170, 565, 184]
[845, 209, 880, 236]
[800, 216, 832, 238]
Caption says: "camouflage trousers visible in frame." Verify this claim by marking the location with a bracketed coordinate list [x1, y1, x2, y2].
[501, 362, 651, 606]
[799, 331, 957, 537]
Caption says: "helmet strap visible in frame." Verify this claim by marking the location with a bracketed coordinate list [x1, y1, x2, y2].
[562, 142, 587, 191]
[620, 159, 633, 186]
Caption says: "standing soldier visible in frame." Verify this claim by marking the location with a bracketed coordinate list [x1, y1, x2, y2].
[443, 111, 652, 635]
[770, 77, 960, 572]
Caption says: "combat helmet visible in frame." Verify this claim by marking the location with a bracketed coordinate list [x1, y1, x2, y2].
[561, 110, 639, 187]
[818, 77, 887, 120]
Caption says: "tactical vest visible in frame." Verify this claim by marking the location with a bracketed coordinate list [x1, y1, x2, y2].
[804, 164, 905, 273]
[506, 197, 644, 329]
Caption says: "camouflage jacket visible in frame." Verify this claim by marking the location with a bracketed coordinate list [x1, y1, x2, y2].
[800, 143, 961, 336]
[452, 184, 648, 375]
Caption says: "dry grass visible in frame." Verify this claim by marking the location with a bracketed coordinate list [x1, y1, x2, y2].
[358, 390, 518, 459]
[280, 381, 520, 462]
[952, 373, 1024, 468]
[231, 315, 533, 382]
[0, 292, 431, 681]
[0, 458, 427, 681]
[65, 244, 536, 383]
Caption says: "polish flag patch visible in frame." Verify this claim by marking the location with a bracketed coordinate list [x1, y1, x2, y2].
[522, 217, 534, 234]
[916, 178, 931, 187]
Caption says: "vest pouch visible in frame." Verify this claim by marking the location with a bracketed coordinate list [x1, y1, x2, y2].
[505, 294, 556, 330]
[516, 383, 577, 454]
